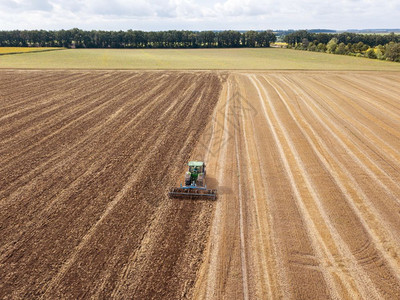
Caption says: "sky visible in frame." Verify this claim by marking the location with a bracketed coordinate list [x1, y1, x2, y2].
[0, 0, 399, 31]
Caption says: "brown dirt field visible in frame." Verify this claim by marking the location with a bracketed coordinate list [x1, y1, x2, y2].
[1, 70, 400, 299]
[0, 70, 223, 299]
[194, 71, 400, 299]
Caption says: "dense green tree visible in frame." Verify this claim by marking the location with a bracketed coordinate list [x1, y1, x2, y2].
[317, 43, 326, 52]
[365, 48, 377, 59]
[353, 42, 365, 53]
[197, 31, 216, 47]
[307, 42, 317, 51]
[245, 31, 257, 47]
[256, 30, 276, 47]
[326, 38, 338, 53]
[385, 42, 400, 61]
[335, 42, 346, 54]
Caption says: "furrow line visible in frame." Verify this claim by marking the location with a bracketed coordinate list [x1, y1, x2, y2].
[289, 76, 400, 203]
[233, 91, 250, 300]
[277, 75, 400, 278]
[237, 74, 274, 299]
[263, 74, 400, 298]
[251, 74, 361, 300]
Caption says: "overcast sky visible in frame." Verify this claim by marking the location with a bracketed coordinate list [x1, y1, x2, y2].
[0, 0, 399, 31]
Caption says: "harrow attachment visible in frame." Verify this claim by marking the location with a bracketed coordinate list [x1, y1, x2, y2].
[168, 185, 217, 200]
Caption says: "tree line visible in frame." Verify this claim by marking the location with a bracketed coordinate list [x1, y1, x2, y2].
[283, 30, 400, 47]
[0, 29, 276, 48]
[283, 30, 400, 62]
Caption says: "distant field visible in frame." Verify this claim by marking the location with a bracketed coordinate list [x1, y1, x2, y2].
[0, 47, 64, 55]
[1, 48, 400, 70]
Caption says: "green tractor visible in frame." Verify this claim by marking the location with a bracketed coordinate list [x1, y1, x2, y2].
[169, 161, 217, 200]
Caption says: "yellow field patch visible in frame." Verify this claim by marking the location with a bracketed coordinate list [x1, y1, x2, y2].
[0, 47, 63, 55]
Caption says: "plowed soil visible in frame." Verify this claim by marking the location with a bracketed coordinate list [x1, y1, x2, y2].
[1, 70, 400, 299]
[0, 70, 223, 299]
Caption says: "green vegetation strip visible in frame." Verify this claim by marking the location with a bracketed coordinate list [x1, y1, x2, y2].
[1, 48, 400, 70]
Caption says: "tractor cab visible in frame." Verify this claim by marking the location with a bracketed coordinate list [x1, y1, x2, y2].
[188, 161, 204, 174]
[185, 161, 206, 187]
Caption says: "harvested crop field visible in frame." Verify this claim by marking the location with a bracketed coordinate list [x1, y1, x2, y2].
[1, 70, 400, 299]
[195, 71, 400, 299]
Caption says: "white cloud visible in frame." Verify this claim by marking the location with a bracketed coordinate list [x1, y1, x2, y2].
[0, 0, 398, 30]
[0, 0, 53, 11]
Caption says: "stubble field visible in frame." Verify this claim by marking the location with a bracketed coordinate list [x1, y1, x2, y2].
[1, 70, 400, 299]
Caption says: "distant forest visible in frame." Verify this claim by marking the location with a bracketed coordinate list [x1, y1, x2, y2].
[284, 30, 400, 47]
[284, 30, 400, 62]
[0, 29, 276, 48]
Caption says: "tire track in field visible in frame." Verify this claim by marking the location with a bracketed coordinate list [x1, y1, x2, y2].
[191, 77, 227, 300]
[270, 74, 400, 297]
[194, 76, 251, 300]
[260, 74, 400, 297]
[285, 76, 400, 201]
[232, 77, 250, 300]
[236, 75, 275, 299]
[250, 75, 353, 299]
[204, 78, 232, 300]
[307, 75, 400, 168]
[240, 74, 290, 299]
[280, 74, 400, 242]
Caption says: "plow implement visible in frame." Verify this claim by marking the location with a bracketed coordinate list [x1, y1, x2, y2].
[168, 185, 217, 200]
